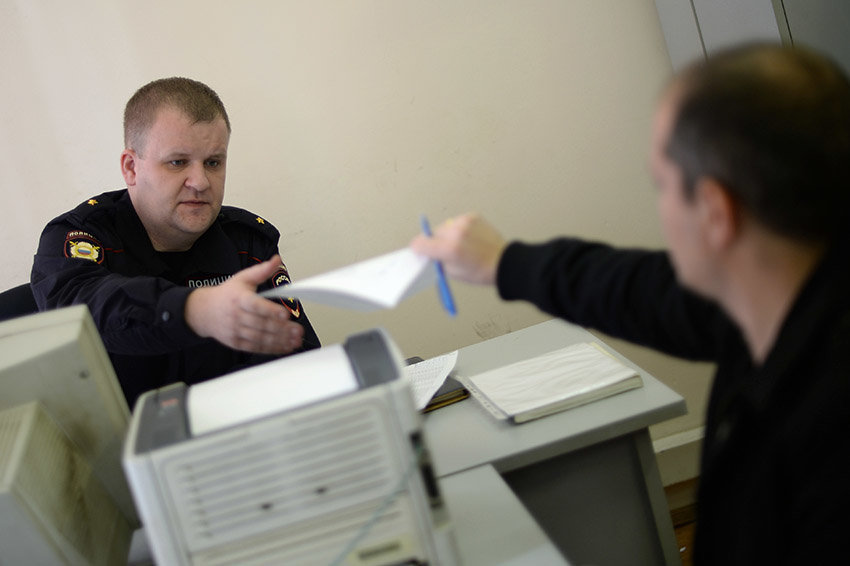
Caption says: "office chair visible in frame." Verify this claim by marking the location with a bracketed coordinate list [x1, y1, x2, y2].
[0, 283, 39, 322]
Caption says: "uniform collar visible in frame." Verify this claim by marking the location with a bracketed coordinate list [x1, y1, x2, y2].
[114, 191, 167, 275]
[114, 190, 241, 276]
[188, 217, 242, 273]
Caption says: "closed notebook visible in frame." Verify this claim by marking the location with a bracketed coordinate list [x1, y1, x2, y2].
[462, 342, 643, 424]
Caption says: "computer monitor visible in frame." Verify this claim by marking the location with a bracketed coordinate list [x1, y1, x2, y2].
[0, 305, 138, 564]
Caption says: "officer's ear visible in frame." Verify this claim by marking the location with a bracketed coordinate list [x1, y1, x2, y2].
[120, 149, 138, 186]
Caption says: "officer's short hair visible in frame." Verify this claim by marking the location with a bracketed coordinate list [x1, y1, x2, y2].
[124, 77, 231, 154]
[667, 43, 850, 244]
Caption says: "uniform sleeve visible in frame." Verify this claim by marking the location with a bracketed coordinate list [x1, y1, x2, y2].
[30, 219, 204, 355]
[257, 252, 322, 353]
[233, 219, 322, 353]
[497, 238, 727, 361]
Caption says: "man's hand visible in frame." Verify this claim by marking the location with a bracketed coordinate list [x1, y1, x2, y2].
[410, 213, 508, 285]
[184, 255, 304, 354]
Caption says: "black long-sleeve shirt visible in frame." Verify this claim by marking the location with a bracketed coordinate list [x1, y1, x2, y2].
[497, 237, 849, 565]
[31, 189, 320, 408]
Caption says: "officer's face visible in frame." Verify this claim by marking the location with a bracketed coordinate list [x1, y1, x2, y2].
[121, 106, 229, 252]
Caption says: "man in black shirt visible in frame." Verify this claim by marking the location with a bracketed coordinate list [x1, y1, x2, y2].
[412, 44, 850, 564]
[32, 78, 320, 406]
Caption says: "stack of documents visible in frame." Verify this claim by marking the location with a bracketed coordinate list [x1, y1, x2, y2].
[461, 342, 643, 424]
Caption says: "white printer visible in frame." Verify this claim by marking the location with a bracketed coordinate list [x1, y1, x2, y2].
[123, 329, 458, 565]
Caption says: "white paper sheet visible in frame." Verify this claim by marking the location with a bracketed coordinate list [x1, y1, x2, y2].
[262, 247, 436, 311]
[402, 351, 458, 410]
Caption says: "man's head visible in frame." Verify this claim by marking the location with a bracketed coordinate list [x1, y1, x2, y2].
[651, 43, 850, 293]
[120, 78, 231, 252]
[124, 77, 231, 155]
[666, 43, 850, 244]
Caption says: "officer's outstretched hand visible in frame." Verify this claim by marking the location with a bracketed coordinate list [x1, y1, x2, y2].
[184, 255, 304, 354]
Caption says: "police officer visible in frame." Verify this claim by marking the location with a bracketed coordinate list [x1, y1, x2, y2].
[32, 77, 320, 407]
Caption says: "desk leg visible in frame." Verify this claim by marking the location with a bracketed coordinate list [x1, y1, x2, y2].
[501, 430, 681, 566]
[632, 429, 681, 565]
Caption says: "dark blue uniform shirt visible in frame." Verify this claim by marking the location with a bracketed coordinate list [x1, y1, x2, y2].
[31, 189, 320, 408]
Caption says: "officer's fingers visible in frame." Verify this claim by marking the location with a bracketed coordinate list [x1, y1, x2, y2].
[234, 320, 304, 354]
[232, 255, 283, 288]
[233, 295, 302, 347]
[238, 291, 291, 322]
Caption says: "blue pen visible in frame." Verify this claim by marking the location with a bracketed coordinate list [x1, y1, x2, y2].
[420, 215, 457, 316]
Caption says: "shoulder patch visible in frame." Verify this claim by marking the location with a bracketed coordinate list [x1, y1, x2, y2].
[68, 190, 122, 224]
[271, 262, 303, 319]
[220, 206, 280, 241]
[64, 231, 104, 264]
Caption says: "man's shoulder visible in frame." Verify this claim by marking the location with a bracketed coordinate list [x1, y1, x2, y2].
[218, 206, 280, 242]
[62, 189, 128, 225]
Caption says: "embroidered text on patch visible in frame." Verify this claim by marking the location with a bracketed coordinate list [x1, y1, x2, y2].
[187, 275, 233, 288]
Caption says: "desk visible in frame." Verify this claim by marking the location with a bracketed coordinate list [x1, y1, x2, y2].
[441, 465, 568, 565]
[424, 319, 686, 566]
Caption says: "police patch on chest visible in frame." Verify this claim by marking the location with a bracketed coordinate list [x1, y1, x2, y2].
[64, 231, 104, 264]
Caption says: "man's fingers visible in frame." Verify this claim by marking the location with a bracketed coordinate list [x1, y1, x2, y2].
[228, 293, 305, 354]
[233, 255, 284, 288]
[233, 320, 304, 354]
[411, 233, 445, 259]
[238, 291, 290, 319]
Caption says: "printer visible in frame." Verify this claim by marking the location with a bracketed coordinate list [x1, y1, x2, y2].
[123, 329, 458, 565]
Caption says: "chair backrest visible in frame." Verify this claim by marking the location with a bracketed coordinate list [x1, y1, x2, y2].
[0, 283, 39, 322]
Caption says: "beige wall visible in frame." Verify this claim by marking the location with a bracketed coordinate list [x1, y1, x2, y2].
[0, 1, 712, 447]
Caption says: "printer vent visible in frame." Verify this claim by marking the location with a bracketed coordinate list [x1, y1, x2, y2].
[161, 398, 422, 562]
[193, 501, 414, 566]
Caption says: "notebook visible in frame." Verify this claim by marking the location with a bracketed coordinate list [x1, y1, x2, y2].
[461, 342, 643, 424]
